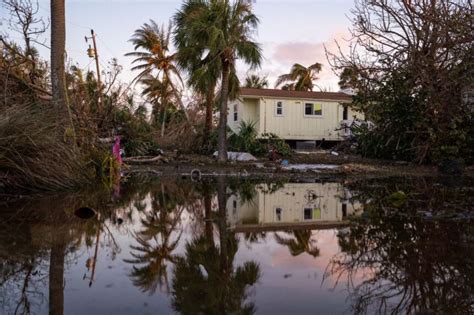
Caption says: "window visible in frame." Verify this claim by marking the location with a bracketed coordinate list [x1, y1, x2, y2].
[304, 103, 322, 116]
[233, 199, 237, 214]
[275, 207, 283, 221]
[343, 106, 348, 120]
[304, 207, 321, 220]
[342, 203, 347, 218]
[233, 104, 238, 121]
[276, 101, 283, 116]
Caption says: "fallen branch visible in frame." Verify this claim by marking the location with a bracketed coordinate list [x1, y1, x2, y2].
[123, 155, 163, 164]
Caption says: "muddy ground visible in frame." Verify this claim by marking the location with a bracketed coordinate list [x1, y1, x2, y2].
[125, 150, 474, 180]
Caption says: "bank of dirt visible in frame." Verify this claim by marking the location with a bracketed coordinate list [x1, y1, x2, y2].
[125, 151, 474, 180]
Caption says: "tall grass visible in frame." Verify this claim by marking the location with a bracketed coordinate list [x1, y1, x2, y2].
[0, 103, 94, 192]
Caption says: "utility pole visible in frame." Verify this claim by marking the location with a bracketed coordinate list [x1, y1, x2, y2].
[85, 29, 102, 112]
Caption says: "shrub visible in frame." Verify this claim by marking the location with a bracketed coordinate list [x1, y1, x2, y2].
[228, 121, 292, 157]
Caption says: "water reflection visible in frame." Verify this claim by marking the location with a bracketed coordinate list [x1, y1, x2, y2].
[0, 176, 472, 314]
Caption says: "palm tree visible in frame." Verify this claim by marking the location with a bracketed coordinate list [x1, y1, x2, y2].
[174, 0, 262, 162]
[275, 62, 322, 91]
[126, 21, 195, 133]
[244, 74, 269, 89]
[50, 0, 66, 115]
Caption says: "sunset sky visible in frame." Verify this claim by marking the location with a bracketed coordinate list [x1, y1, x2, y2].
[2, 0, 356, 92]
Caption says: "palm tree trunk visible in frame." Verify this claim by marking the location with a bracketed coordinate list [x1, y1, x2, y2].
[203, 82, 216, 147]
[163, 69, 196, 134]
[161, 104, 167, 137]
[217, 63, 231, 162]
[50, 0, 66, 118]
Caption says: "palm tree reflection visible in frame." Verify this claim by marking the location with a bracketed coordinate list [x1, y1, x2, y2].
[125, 184, 183, 294]
[274, 230, 320, 257]
[171, 177, 261, 315]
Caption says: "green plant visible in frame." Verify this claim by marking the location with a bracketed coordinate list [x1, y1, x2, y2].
[227, 121, 292, 157]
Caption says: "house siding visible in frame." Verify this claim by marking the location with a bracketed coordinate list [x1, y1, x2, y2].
[227, 89, 363, 141]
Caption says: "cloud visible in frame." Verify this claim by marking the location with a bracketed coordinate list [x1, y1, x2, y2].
[266, 31, 351, 91]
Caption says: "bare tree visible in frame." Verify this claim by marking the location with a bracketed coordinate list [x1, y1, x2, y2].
[327, 0, 474, 163]
[1, 0, 48, 84]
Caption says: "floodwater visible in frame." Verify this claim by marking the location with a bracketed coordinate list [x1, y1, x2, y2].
[1, 176, 473, 315]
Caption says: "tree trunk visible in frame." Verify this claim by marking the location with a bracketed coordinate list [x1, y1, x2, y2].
[203, 82, 216, 148]
[50, 0, 66, 118]
[161, 104, 167, 137]
[217, 63, 230, 162]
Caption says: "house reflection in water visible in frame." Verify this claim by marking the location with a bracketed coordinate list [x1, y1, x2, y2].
[227, 182, 362, 231]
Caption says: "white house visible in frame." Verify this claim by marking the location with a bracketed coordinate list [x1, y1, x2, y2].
[228, 88, 362, 141]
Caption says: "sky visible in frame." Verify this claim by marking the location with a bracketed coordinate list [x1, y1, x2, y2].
[1, 0, 356, 92]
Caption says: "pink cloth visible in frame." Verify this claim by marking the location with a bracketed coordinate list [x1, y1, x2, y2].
[112, 136, 122, 165]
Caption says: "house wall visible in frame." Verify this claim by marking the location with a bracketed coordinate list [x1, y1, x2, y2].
[227, 98, 260, 134]
[259, 98, 346, 140]
[228, 95, 364, 141]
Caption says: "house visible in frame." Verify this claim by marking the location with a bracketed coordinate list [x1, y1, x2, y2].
[226, 182, 362, 232]
[228, 88, 362, 142]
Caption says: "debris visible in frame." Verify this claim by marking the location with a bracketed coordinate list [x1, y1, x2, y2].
[190, 169, 201, 181]
[281, 159, 289, 167]
[198, 264, 208, 279]
[387, 191, 407, 207]
[75, 207, 96, 220]
[213, 151, 257, 161]
[283, 164, 339, 171]
[123, 155, 163, 164]
[330, 151, 339, 156]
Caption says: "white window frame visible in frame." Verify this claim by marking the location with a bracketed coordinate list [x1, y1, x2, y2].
[275, 101, 284, 117]
[233, 104, 238, 122]
[304, 102, 323, 118]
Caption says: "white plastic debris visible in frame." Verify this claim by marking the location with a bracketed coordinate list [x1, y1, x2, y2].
[330, 151, 339, 156]
[198, 264, 208, 279]
[213, 151, 257, 161]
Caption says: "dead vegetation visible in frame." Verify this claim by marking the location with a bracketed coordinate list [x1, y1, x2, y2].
[0, 103, 95, 192]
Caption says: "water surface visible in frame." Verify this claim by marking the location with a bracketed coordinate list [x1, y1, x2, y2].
[1, 176, 473, 314]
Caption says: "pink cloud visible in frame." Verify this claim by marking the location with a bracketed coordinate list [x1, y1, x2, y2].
[268, 31, 351, 90]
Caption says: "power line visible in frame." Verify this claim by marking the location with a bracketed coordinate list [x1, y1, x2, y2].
[37, 3, 90, 30]
[96, 34, 119, 58]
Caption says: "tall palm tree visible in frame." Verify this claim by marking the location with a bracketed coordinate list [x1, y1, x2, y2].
[126, 21, 195, 133]
[244, 74, 269, 89]
[50, 0, 66, 115]
[174, 0, 262, 162]
[275, 62, 323, 91]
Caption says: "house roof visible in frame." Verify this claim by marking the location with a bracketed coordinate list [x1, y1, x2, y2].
[239, 88, 352, 102]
